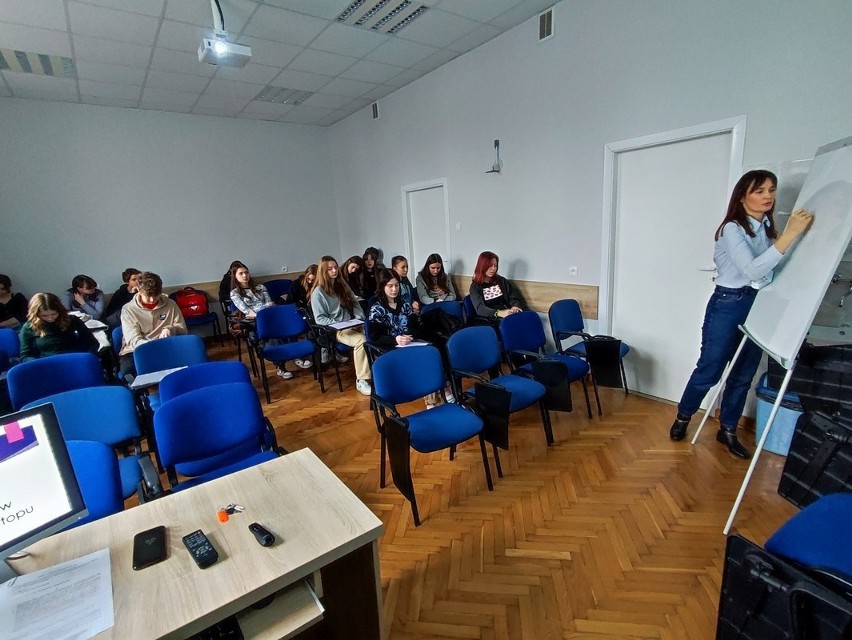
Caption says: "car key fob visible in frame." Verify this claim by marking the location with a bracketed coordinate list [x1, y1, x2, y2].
[249, 522, 275, 547]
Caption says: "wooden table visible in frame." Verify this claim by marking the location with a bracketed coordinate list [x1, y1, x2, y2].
[16, 449, 384, 639]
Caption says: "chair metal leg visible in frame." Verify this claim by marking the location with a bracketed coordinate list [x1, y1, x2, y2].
[539, 401, 554, 446]
[333, 350, 343, 392]
[492, 443, 503, 478]
[620, 359, 629, 395]
[590, 374, 602, 416]
[379, 432, 387, 488]
[259, 357, 271, 404]
[449, 444, 456, 461]
[479, 435, 494, 491]
[581, 376, 593, 419]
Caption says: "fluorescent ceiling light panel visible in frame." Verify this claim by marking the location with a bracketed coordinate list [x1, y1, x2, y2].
[0, 48, 77, 78]
[336, 1, 429, 34]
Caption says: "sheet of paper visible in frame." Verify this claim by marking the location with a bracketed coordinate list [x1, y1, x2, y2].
[328, 319, 363, 331]
[84, 319, 108, 331]
[397, 340, 430, 348]
[129, 366, 187, 390]
[0, 548, 114, 640]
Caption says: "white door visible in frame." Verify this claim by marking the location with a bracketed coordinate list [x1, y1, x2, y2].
[605, 120, 745, 403]
[402, 180, 450, 273]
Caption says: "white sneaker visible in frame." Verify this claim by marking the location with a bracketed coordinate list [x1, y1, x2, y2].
[276, 368, 293, 380]
[335, 352, 349, 363]
[294, 358, 312, 369]
[355, 379, 372, 396]
[445, 392, 456, 404]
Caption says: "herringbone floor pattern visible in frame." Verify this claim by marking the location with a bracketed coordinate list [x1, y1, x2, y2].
[209, 341, 797, 639]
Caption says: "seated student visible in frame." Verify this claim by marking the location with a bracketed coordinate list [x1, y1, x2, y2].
[362, 247, 383, 299]
[416, 253, 457, 305]
[230, 264, 311, 378]
[469, 251, 523, 321]
[341, 256, 366, 299]
[118, 272, 187, 376]
[310, 255, 371, 396]
[289, 264, 317, 309]
[0, 274, 28, 328]
[390, 256, 420, 313]
[62, 274, 105, 320]
[104, 268, 141, 329]
[219, 260, 245, 305]
[19, 293, 99, 361]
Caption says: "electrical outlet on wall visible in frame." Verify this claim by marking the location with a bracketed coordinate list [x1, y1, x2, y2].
[569, 266, 578, 277]
[281, 265, 287, 272]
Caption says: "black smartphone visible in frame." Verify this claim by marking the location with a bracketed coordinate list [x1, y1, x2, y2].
[132, 525, 167, 570]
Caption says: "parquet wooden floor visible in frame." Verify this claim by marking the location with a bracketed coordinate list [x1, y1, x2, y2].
[207, 340, 798, 639]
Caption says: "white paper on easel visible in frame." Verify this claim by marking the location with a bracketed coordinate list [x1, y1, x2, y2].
[0, 548, 114, 640]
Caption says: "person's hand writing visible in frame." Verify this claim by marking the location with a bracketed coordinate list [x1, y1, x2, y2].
[396, 334, 413, 346]
[775, 208, 814, 254]
[158, 327, 173, 339]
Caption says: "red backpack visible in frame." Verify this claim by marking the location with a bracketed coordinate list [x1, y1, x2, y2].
[173, 287, 209, 318]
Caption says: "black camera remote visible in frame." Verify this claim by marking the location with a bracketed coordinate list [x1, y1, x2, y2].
[182, 529, 219, 568]
[248, 522, 275, 547]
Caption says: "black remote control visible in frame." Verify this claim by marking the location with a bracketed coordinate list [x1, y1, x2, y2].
[182, 529, 219, 568]
[248, 522, 275, 547]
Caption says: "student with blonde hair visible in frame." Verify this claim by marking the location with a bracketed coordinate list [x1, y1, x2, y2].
[19, 293, 98, 361]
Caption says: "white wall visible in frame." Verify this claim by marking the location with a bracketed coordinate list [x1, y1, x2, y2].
[0, 98, 338, 296]
[329, 0, 852, 284]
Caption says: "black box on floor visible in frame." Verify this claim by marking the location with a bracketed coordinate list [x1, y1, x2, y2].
[717, 535, 852, 640]
[768, 344, 852, 414]
[777, 411, 852, 509]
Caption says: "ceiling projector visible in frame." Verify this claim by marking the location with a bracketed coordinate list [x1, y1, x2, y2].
[198, 38, 252, 68]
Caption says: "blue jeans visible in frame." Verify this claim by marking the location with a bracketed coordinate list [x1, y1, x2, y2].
[677, 286, 763, 431]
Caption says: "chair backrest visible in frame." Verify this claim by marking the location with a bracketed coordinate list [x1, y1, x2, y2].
[256, 304, 309, 341]
[463, 295, 477, 322]
[499, 311, 546, 354]
[133, 334, 208, 375]
[372, 346, 445, 404]
[548, 299, 585, 344]
[447, 326, 502, 374]
[66, 440, 124, 527]
[584, 336, 624, 388]
[7, 352, 106, 410]
[154, 382, 266, 470]
[0, 327, 20, 359]
[158, 361, 251, 405]
[264, 279, 292, 303]
[111, 325, 123, 355]
[22, 385, 140, 445]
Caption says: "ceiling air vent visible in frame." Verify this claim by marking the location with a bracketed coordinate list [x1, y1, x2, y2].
[253, 86, 313, 105]
[336, 1, 429, 35]
[371, 102, 379, 120]
[0, 48, 77, 78]
[538, 8, 554, 42]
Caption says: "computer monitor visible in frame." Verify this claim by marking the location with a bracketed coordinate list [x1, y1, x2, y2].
[0, 404, 87, 583]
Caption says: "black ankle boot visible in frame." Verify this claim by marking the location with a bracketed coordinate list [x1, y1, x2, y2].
[669, 415, 690, 441]
[716, 429, 750, 459]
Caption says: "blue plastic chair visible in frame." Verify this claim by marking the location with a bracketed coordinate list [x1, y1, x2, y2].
[372, 345, 490, 526]
[111, 325, 123, 356]
[255, 305, 317, 403]
[7, 352, 106, 410]
[447, 326, 551, 478]
[133, 334, 208, 375]
[0, 327, 20, 361]
[500, 310, 594, 417]
[153, 382, 280, 492]
[548, 299, 630, 395]
[263, 279, 293, 304]
[66, 440, 125, 528]
[23, 385, 145, 500]
[158, 360, 251, 405]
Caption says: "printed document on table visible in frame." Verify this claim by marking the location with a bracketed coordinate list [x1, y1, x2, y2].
[0, 548, 114, 640]
[329, 319, 363, 330]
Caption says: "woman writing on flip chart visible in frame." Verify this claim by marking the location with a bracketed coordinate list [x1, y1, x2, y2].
[669, 170, 813, 459]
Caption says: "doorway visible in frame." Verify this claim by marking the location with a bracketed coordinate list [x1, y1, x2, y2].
[401, 179, 451, 274]
[599, 117, 746, 403]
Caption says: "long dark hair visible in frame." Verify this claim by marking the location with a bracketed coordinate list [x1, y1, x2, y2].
[375, 268, 401, 307]
[230, 263, 259, 294]
[715, 170, 778, 241]
[418, 253, 449, 293]
[341, 256, 365, 293]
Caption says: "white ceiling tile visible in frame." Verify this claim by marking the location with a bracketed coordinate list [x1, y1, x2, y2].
[68, 2, 160, 46]
[0, 22, 71, 57]
[238, 36, 301, 68]
[270, 69, 333, 92]
[280, 104, 333, 125]
[364, 37, 437, 67]
[164, 0, 255, 31]
[76, 59, 148, 85]
[382, 67, 424, 88]
[81, 94, 138, 107]
[241, 100, 294, 116]
[141, 86, 198, 107]
[73, 0, 164, 18]
[309, 23, 388, 58]
[345, 97, 371, 110]
[73, 34, 152, 66]
[410, 48, 459, 71]
[318, 109, 349, 126]
[5, 72, 77, 96]
[194, 93, 250, 111]
[489, 0, 553, 29]
[262, 0, 349, 20]
[434, 0, 524, 23]
[204, 77, 265, 99]
[137, 100, 190, 113]
[340, 59, 404, 84]
[215, 62, 280, 86]
[359, 84, 396, 101]
[150, 47, 217, 77]
[78, 78, 141, 99]
[288, 48, 357, 76]
[303, 92, 356, 109]
[319, 76, 376, 97]
[0, 83, 12, 97]
[242, 6, 327, 47]
[0, 0, 67, 31]
[146, 68, 210, 92]
[156, 19, 211, 54]
[237, 111, 279, 121]
[192, 105, 243, 117]
[394, 9, 480, 48]
[448, 24, 502, 52]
